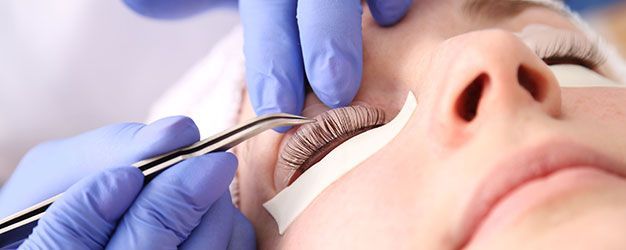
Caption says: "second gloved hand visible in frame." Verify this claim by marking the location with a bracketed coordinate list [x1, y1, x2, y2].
[20, 152, 255, 249]
[121, 0, 413, 131]
[241, 0, 413, 129]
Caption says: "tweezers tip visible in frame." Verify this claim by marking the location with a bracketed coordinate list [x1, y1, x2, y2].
[292, 118, 316, 124]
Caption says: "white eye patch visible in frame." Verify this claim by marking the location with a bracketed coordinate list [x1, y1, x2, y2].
[550, 64, 625, 88]
[263, 92, 417, 234]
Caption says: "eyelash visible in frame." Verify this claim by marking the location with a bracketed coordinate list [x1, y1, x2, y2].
[534, 33, 606, 69]
[278, 106, 385, 185]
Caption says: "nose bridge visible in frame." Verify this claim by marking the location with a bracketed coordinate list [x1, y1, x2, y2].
[428, 29, 561, 148]
[466, 31, 525, 80]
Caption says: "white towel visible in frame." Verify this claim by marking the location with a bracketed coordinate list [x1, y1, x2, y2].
[147, 25, 246, 137]
[146, 25, 246, 206]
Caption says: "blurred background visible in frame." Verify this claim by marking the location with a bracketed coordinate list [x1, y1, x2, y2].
[0, 1, 238, 184]
[0, 0, 624, 186]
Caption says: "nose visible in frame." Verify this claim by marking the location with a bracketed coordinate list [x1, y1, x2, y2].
[427, 30, 561, 147]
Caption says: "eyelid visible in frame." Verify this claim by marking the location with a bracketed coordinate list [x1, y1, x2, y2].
[536, 33, 606, 69]
[517, 25, 607, 69]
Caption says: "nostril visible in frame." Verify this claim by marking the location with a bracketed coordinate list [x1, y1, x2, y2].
[456, 73, 487, 122]
[517, 65, 544, 102]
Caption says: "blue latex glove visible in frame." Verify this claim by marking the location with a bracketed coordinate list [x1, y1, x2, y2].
[123, 0, 412, 131]
[19, 153, 254, 249]
[241, 0, 412, 123]
[123, 0, 237, 18]
[0, 116, 254, 248]
[0, 116, 200, 218]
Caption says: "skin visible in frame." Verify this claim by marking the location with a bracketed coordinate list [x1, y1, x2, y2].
[234, 0, 626, 249]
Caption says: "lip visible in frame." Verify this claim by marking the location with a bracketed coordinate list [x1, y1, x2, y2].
[456, 139, 626, 249]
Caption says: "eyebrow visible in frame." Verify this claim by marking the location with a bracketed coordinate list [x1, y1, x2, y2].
[463, 0, 568, 20]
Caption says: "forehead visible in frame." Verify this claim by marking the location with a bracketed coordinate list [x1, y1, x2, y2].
[463, 0, 568, 20]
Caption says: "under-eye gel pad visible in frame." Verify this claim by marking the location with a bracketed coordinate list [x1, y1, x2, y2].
[550, 65, 625, 88]
[264, 91, 417, 234]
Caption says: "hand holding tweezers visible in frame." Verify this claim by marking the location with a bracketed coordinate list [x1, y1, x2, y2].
[0, 113, 314, 245]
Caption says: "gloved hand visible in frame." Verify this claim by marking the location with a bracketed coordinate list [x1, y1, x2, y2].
[123, 0, 237, 18]
[20, 153, 255, 249]
[0, 116, 255, 248]
[0, 116, 201, 218]
[122, 0, 413, 131]
[240, 0, 412, 129]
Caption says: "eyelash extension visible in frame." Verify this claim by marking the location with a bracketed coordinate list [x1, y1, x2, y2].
[534, 33, 606, 69]
[278, 106, 385, 184]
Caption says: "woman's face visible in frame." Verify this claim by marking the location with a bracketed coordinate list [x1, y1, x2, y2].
[234, 0, 626, 249]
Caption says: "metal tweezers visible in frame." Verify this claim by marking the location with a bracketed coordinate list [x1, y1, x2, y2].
[0, 113, 314, 244]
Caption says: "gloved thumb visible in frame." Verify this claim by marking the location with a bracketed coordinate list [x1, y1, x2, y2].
[366, 0, 412, 26]
[19, 167, 144, 249]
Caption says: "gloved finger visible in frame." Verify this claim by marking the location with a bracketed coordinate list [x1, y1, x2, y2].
[20, 167, 143, 249]
[227, 207, 256, 250]
[298, 0, 362, 109]
[179, 193, 234, 249]
[181, 191, 256, 250]
[240, 0, 306, 127]
[123, 0, 236, 19]
[0, 116, 200, 218]
[127, 116, 201, 158]
[366, 0, 412, 26]
[107, 152, 237, 248]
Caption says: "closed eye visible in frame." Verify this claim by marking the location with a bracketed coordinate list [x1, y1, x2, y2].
[535, 32, 606, 70]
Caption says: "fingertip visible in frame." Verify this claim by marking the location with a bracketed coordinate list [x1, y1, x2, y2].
[241, 0, 306, 119]
[311, 63, 361, 109]
[123, 0, 226, 19]
[135, 116, 200, 154]
[123, 0, 153, 17]
[298, 0, 362, 110]
[81, 167, 144, 221]
[154, 153, 237, 202]
[248, 76, 305, 118]
[202, 153, 237, 182]
[315, 82, 360, 109]
[112, 167, 145, 191]
[146, 116, 199, 138]
[206, 152, 238, 172]
[367, 0, 412, 26]
[272, 125, 292, 133]
[252, 107, 294, 133]
[252, 103, 299, 133]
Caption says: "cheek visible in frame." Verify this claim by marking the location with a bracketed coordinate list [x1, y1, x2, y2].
[236, 131, 282, 213]
[561, 88, 626, 124]
[236, 91, 277, 200]
[280, 161, 418, 248]
[277, 137, 438, 249]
